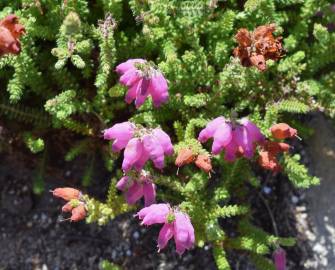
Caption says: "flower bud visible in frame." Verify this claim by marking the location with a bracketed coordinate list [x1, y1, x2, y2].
[270, 123, 297, 140]
[175, 148, 196, 167]
[52, 187, 80, 201]
[195, 154, 212, 173]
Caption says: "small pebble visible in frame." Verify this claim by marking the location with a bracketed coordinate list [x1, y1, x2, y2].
[262, 186, 272, 194]
[132, 231, 140, 240]
[291, 195, 299, 204]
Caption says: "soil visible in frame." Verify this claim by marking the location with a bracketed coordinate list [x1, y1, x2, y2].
[0, 113, 333, 270]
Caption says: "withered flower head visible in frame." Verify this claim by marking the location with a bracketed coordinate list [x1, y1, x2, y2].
[195, 154, 212, 173]
[258, 150, 281, 172]
[233, 24, 283, 71]
[257, 140, 290, 172]
[0, 15, 25, 57]
[175, 148, 196, 167]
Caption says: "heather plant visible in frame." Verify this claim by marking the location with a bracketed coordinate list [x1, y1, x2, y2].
[0, 0, 334, 269]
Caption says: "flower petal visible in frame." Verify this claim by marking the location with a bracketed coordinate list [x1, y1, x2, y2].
[212, 122, 232, 155]
[143, 182, 156, 206]
[158, 223, 174, 251]
[135, 78, 150, 108]
[125, 182, 143, 205]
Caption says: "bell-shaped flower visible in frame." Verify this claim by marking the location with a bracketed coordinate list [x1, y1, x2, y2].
[0, 15, 25, 56]
[136, 204, 195, 255]
[152, 128, 174, 155]
[198, 117, 264, 161]
[104, 122, 173, 172]
[137, 203, 170, 225]
[116, 171, 156, 206]
[122, 138, 143, 172]
[116, 59, 169, 108]
[103, 121, 135, 152]
[240, 118, 265, 142]
[198, 117, 226, 143]
[142, 134, 165, 170]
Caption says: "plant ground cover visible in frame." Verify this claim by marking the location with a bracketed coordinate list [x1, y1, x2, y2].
[0, 116, 325, 269]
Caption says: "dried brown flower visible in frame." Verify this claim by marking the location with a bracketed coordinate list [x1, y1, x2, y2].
[195, 154, 212, 173]
[233, 24, 283, 71]
[175, 148, 196, 167]
[270, 123, 297, 140]
[258, 140, 290, 172]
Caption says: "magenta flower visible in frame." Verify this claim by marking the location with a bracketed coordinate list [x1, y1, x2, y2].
[103, 122, 174, 172]
[273, 248, 286, 270]
[116, 59, 169, 108]
[198, 116, 264, 161]
[103, 122, 135, 152]
[136, 204, 195, 255]
[116, 170, 156, 206]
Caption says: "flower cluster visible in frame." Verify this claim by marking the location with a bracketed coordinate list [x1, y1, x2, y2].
[103, 122, 174, 172]
[52, 187, 87, 222]
[116, 170, 156, 207]
[0, 15, 25, 57]
[198, 117, 264, 161]
[136, 204, 195, 255]
[233, 24, 283, 71]
[116, 59, 169, 108]
[52, 50, 297, 259]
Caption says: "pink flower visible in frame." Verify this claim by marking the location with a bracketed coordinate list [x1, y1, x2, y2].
[104, 122, 174, 172]
[116, 59, 169, 108]
[136, 204, 195, 255]
[198, 116, 264, 161]
[0, 15, 25, 56]
[116, 171, 156, 206]
[273, 248, 286, 270]
[103, 122, 135, 152]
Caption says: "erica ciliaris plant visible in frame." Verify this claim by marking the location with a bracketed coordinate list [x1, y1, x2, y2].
[1, 0, 334, 269]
